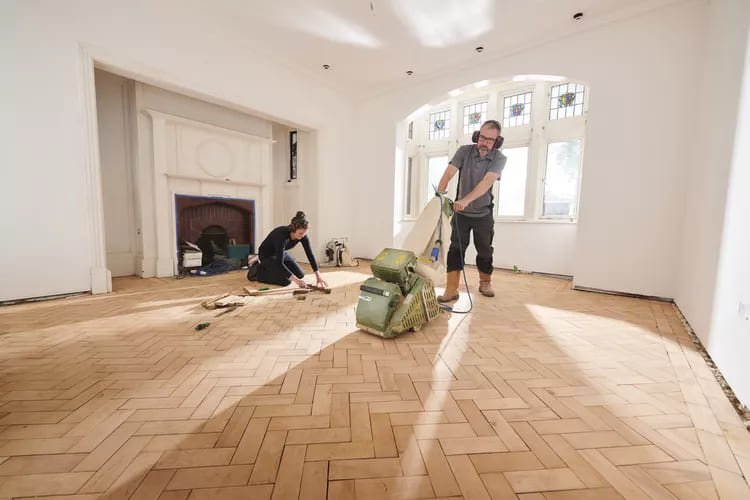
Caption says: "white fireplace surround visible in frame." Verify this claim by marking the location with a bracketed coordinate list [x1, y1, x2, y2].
[141, 110, 273, 277]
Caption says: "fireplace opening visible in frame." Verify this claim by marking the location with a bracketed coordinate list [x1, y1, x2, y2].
[175, 195, 255, 271]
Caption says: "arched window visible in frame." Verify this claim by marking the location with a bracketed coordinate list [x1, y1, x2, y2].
[403, 77, 587, 222]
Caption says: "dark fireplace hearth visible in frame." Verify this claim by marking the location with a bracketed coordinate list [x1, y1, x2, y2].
[175, 195, 255, 268]
[196, 225, 229, 266]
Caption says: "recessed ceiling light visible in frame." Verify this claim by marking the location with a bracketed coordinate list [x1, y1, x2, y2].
[322, 64, 331, 70]
[449, 88, 464, 97]
[406, 70, 414, 76]
[573, 12, 584, 21]
[473, 80, 489, 88]
[475, 46, 484, 53]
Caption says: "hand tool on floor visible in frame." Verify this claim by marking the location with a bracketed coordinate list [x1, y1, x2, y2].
[243, 285, 331, 296]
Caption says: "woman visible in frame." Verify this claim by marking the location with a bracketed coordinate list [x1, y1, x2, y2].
[247, 211, 328, 289]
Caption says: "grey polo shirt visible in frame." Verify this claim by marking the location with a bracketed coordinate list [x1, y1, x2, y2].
[450, 144, 507, 218]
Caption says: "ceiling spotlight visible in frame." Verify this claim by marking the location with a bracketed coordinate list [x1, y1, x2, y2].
[475, 46, 484, 53]
[573, 12, 584, 21]
[473, 79, 489, 88]
[406, 70, 414, 76]
[322, 64, 331, 70]
[449, 88, 464, 97]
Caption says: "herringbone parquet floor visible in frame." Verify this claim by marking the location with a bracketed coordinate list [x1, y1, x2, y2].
[0, 266, 748, 499]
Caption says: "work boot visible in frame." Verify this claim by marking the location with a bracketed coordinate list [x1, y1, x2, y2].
[479, 272, 495, 297]
[438, 271, 460, 302]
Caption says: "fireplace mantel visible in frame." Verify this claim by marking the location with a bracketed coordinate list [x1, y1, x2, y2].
[139, 109, 273, 277]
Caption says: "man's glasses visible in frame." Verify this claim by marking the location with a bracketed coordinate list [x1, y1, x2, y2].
[478, 134, 497, 143]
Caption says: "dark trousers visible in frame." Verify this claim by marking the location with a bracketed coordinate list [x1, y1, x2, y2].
[446, 213, 495, 274]
[256, 255, 304, 286]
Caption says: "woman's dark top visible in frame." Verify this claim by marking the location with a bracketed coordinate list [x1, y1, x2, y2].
[258, 226, 319, 275]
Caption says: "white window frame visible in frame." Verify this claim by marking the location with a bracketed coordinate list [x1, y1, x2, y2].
[493, 84, 538, 222]
[537, 80, 586, 220]
[492, 140, 532, 222]
[460, 96, 490, 138]
[404, 155, 414, 218]
[427, 109, 451, 142]
[548, 81, 588, 121]
[537, 135, 585, 221]
[402, 80, 587, 224]
[501, 87, 535, 130]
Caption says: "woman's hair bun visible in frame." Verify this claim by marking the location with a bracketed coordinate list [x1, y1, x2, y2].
[290, 211, 309, 230]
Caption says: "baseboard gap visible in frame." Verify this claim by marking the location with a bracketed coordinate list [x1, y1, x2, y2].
[571, 284, 748, 430]
[671, 303, 750, 431]
[1, 290, 89, 307]
[573, 285, 673, 303]
[529, 271, 573, 281]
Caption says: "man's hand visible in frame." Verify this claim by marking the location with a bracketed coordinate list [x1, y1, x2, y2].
[293, 277, 309, 289]
[453, 199, 468, 212]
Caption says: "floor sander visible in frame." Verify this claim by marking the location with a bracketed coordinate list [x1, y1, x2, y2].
[355, 193, 459, 338]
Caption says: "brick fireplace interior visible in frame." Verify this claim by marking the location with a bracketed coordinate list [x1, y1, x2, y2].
[175, 195, 255, 267]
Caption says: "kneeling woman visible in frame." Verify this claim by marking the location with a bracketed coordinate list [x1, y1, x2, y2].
[247, 211, 328, 289]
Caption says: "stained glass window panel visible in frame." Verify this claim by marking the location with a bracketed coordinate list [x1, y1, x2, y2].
[503, 91, 532, 128]
[429, 110, 450, 140]
[463, 101, 488, 134]
[549, 83, 585, 120]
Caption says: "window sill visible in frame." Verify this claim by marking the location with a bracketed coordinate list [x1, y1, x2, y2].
[494, 218, 577, 225]
[401, 216, 576, 224]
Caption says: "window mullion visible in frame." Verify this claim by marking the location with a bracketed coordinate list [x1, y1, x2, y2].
[526, 82, 547, 220]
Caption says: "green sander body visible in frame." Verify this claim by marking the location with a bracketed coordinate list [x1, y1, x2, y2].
[356, 248, 441, 338]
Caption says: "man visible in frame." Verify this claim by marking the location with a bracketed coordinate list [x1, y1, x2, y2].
[436, 120, 506, 301]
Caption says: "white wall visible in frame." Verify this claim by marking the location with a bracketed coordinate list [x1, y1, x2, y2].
[712, 33, 750, 407]
[677, 0, 750, 406]
[95, 70, 138, 277]
[352, 1, 703, 299]
[396, 220, 577, 276]
[137, 84, 272, 139]
[0, 0, 355, 301]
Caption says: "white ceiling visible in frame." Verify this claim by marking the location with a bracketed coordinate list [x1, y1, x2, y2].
[197, 0, 681, 97]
